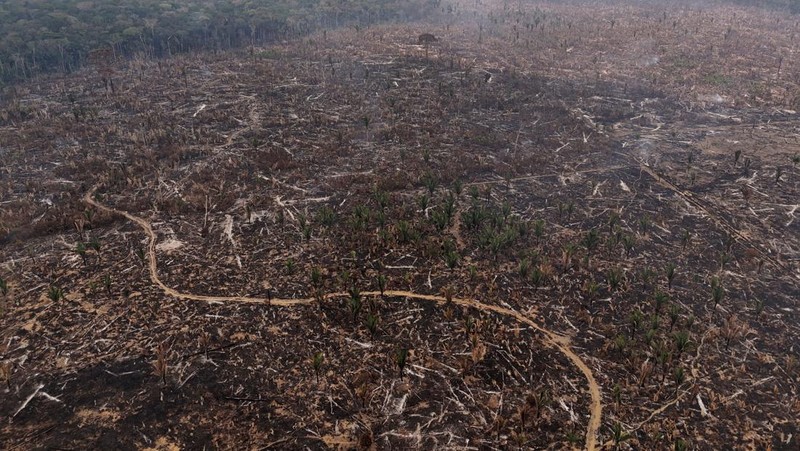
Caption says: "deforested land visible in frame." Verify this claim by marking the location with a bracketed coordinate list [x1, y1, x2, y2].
[0, 0, 799, 449]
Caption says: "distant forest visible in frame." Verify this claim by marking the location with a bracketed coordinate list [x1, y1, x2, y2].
[0, 0, 795, 84]
[730, 0, 800, 12]
[0, 0, 442, 83]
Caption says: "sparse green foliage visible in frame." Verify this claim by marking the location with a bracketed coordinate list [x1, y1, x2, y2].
[526, 388, 552, 419]
[639, 267, 657, 288]
[582, 228, 600, 266]
[639, 214, 651, 234]
[461, 206, 483, 231]
[339, 270, 351, 291]
[629, 310, 643, 335]
[530, 263, 547, 286]
[0, 277, 8, 297]
[583, 279, 598, 308]
[710, 277, 724, 310]
[48, 285, 65, 302]
[310, 267, 324, 302]
[561, 243, 577, 272]
[565, 430, 582, 445]
[421, 171, 437, 195]
[311, 267, 323, 289]
[718, 251, 730, 270]
[650, 313, 661, 331]
[348, 286, 362, 322]
[376, 274, 387, 296]
[89, 237, 101, 255]
[76, 241, 88, 266]
[444, 249, 460, 269]
[431, 208, 450, 231]
[395, 348, 409, 378]
[668, 304, 680, 331]
[6, 11, 795, 447]
[532, 219, 545, 242]
[653, 290, 669, 314]
[464, 315, 475, 335]
[557, 201, 575, 222]
[681, 230, 691, 250]
[510, 430, 527, 448]
[316, 205, 337, 227]
[742, 157, 752, 176]
[452, 179, 463, 196]
[674, 330, 691, 357]
[501, 201, 512, 220]
[752, 298, 765, 316]
[102, 274, 112, 296]
[84, 209, 95, 226]
[376, 209, 387, 229]
[645, 328, 657, 346]
[614, 334, 628, 354]
[607, 267, 624, 291]
[582, 228, 600, 252]
[373, 190, 389, 210]
[396, 220, 414, 244]
[622, 234, 636, 257]
[609, 422, 630, 448]
[607, 211, 620, 233]
[468, 264, 478, 280]
[673, 366, 685, 393]
[351, 204, 371, 231]
[657, 345, 672, 381]
[417, 194, 430, 213]
[312, 351, 324, 384]
[135, 246, 146, 263]
[444, 191, 456, 215]
[518, 257, 532, 279]
[364, 313, 379, 336]
[724, 233, 735, 252]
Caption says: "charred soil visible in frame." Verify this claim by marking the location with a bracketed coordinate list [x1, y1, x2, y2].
[1, 1, 799, 449]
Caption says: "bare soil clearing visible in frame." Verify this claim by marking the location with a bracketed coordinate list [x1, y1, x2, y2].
[1, 1, 799, 449]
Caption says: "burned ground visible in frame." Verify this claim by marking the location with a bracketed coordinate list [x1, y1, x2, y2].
[1, 1, 799, 449]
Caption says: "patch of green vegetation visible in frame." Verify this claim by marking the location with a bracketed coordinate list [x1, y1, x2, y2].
[671, 56, 696, 69]
[703, 73, 732, 87]
[748, 82, 770, 100]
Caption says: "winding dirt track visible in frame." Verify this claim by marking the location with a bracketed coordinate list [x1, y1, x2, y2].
[84, 187, 602, 450]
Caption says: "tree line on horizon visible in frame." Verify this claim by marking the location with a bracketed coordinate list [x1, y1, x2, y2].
[0, 0, 442, 84]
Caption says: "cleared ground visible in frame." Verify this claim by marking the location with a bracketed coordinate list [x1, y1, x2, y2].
[1, 1, 798, 449]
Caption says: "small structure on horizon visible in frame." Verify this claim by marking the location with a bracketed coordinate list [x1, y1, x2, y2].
[417, 33, 438, 45]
